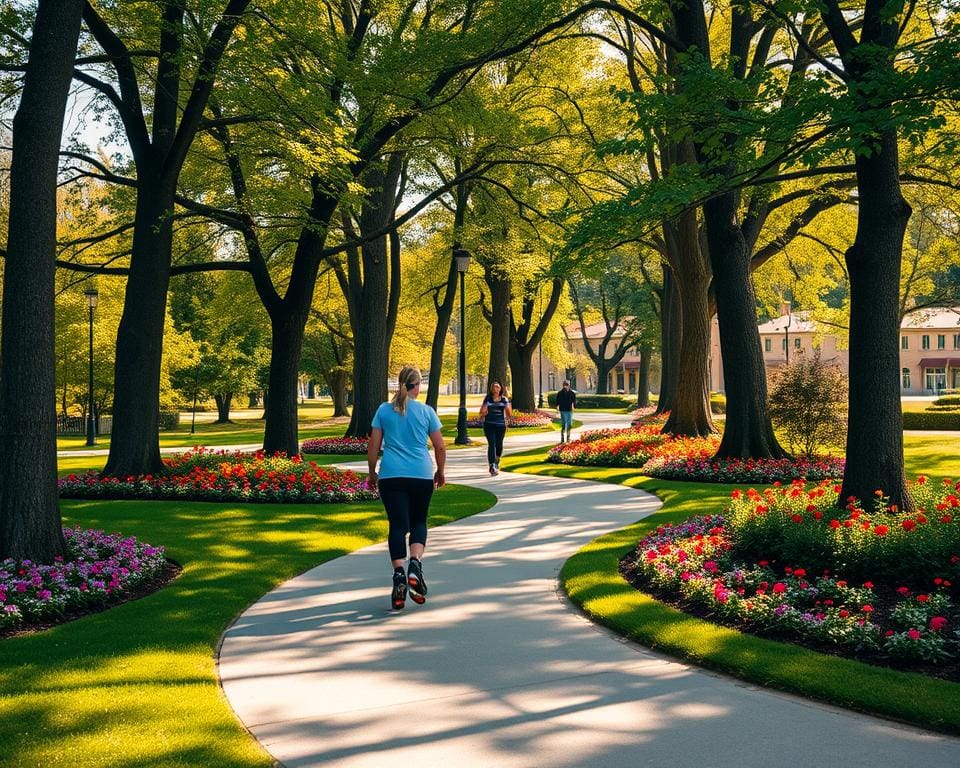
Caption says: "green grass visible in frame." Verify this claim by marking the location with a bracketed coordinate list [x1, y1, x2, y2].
[499, 436, 960, 733]
[0, 485, 496, 768]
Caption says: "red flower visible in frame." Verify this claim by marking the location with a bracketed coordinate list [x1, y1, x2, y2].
[930, 616, 948, 632]
[907, 629, 921, 640]
[793, 568, 806, 578]
[839, 609, 849, 618]
[873, 524, 888, 536]
[896, 586, 910, 596]
[863, 581, 874, 589]
[829, 519, 841, 529]
[901, 519, 916, 531]
[917, 594, 929, 603]
[791, 514, 803, 524]
[772, 582, 787, 594]
[861, 605, 874, 613]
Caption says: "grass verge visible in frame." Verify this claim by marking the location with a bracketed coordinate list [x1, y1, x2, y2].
[499, 440, 960, 733]
[0, 485, 495, 767]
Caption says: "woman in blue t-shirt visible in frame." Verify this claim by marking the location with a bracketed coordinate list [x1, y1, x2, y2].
[367, 366, 446, 610]
[478, 380, 512, 476]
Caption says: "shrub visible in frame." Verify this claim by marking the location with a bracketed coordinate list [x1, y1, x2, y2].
[157, 411, 181, 430]
[466, 409, 553, 428]
[710, 393, 726, 414]
[643, 455, 845, 484]
[300, 437, 367, 455]
[935, 395, 960, 406]
[768, 353, 847, 457]
[545, 392, 633, 409]
[903, 411, 960, 430]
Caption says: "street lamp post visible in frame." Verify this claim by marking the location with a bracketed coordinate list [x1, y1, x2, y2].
[453, 248, 472, 445]
[83, 288, 99, 446]
[537, 288, 544, 409]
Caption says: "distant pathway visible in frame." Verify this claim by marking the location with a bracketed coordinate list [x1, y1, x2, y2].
[217, 414, 960, 767]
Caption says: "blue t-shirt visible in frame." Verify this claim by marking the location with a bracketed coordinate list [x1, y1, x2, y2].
[371, 399, 443, 480]
[482, 395, 510, 426]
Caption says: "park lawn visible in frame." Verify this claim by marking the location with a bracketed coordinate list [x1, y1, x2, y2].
[498, 434, 960, 733]
[0, 485, 496, 768]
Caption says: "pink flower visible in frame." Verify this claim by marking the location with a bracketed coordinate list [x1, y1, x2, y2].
[930, 616, 948, 632]
[907, 629, 921, 640]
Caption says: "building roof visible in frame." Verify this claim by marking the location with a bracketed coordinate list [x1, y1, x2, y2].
[757, 312, 819, 334]
[901, 307, 960, 330]
[565, 320, 632, 340]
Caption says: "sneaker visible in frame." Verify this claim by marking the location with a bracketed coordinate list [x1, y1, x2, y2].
[407, 558, 427, 604]
[391, 569, 407, 610]
[489, 465, 496, 476]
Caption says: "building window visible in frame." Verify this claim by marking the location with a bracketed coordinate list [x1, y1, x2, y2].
[902, 368, 911, 390]
[938, 334, 946, 349]
[901, 335, 909, 350]
[764, 338, 771, 352]
[954, 334, 960, 350]
[925, 367, 947, 392]
[794, 338, 801, 349]
[781, 338, 787, 351]
[628, 370, 636, 394]
[922, 335, 930, 350]
[616, 370, 625, 393]
[548, 371, 556, 391]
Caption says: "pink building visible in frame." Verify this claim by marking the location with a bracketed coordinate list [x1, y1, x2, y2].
[709, 306, 960, 395]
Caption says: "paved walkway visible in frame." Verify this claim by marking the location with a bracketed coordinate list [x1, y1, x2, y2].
[218, 414, 960, 768]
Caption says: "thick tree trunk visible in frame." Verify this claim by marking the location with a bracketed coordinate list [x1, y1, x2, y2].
[656, 264, 680, 414]
[707, 196, 788, 459]
[214, 392, 233, 423]
[329, 371, 350, 417]
[663, 216, 714, 436]
[426, 258, 458, 410]
[637, 344, 652, 408]
[103, 180, 175, 476]
[486, 271, 511, 388]
[508, 346, 537, 411]
[841, 133, 912, 511]
[594, 361, 613, 394]
[263, 311, 307, 455]
[248, 391, 259, 408]
[0, 0, 83, 562]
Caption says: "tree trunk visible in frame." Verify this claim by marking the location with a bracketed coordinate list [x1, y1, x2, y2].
[594, 361, 613, 394]
[637, 344, 652, 408]
[103, 179, 175, 477]
[707, 196, 788, 459]
[508, 346, 537, 411]
[840, 132, 913, 511]
[214, 392, 233, 423]
[485, 271, 511, 388]
[0, 0, 83, 562]
[329, 370, 350, 417]
[248, 391, 259, 408]
[263, 311, 307, 455]
[426, 258, 458, 410]
[663, 216, 714, 436]
[656, 264, 680, 414]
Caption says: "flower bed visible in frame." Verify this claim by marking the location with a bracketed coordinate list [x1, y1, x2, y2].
[466, 409, 554, 428]
[58, 447, 377, 504]
[629, 406, 658, 424]
[643, 455, 846, 484]
[1, 527, 167, 632]
[547, 421, 720, 467]
[300, 436, 367, 455]
[622, 478, 960, 670]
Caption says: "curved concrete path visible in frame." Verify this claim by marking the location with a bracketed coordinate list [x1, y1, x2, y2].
[219, 414, 960, 767]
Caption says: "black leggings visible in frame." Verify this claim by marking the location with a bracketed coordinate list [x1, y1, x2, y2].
[378, 477, 435, 561]
[483, 423, 506, 465]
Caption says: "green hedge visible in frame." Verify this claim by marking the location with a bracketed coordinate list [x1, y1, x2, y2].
[158, 411, 181, 430]
[934, 395, 960, 406]
[710, 393, 726, 414]
[545, 391, 633, 409]
[902, 410, 960, 430]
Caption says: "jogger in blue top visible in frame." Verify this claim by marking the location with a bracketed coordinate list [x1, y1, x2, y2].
[367, 366, 446, 610]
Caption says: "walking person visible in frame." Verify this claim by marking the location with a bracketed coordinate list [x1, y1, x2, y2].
[479, 380, 511, 476]
[556, 379, 576, 443]
[367, 366, 446, 610]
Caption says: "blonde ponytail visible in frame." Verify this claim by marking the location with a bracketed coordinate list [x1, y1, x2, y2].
[391, 366, 421, 415]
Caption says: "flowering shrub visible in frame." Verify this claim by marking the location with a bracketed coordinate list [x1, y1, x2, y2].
[624, 478, 960, 666]
[547, 421, 720, 467]
[0, 527, 167, 631]
[300, 436, 368, 455]
[58, 447, 377, 504]
[643, 456, 846, 484]
[466, 409, 554, 428]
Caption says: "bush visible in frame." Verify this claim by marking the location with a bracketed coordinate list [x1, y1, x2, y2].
[903, 411, 960, 430]
[768, 354, 847, 457]
[545, 392, 633, 409]
[935, 395, 960, 406]
[158, 411, 181, 430]
[710, 393, 726, 414]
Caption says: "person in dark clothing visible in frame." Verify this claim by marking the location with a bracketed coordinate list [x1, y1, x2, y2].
[556, 379, 576, 443]
[479, 380, 512, 475]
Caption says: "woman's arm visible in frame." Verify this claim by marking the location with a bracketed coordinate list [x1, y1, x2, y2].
[479, 397, 488, 418]
[366, 427, 383, 489]
[429, 429, 446, 488]
[504, 399, 513, 421]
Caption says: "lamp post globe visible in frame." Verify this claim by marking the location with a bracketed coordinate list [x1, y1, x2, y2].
[453, 248, 472, 445]
[84, 288, 99, 446]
